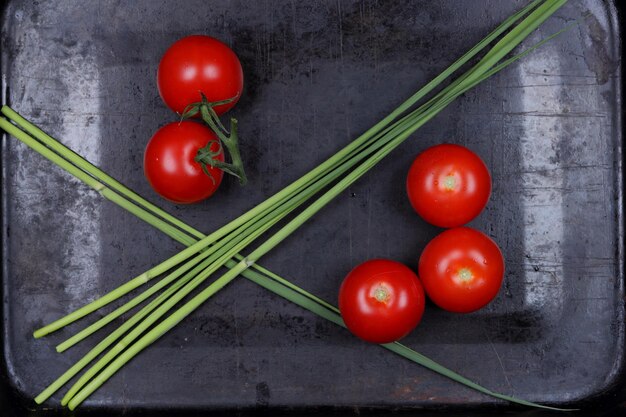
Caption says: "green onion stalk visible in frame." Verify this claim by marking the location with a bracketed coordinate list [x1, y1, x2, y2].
[0, 0, 572, 410]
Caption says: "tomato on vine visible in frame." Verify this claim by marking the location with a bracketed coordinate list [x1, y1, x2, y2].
[144, 121, 224, 204]
[156, 35, 248, 186]
[157, 35, 244, 116]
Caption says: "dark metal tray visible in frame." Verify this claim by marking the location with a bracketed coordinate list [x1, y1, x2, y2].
[1, 0, 624, 415]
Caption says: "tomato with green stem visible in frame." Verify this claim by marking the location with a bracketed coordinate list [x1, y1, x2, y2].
[406, 143, 491, 228]
[157, 35, 244, 116]
[339, 259, 425, 344]
[182, 94, 248, 185]
[144, 121, 224, 204]
[418, 227, 504, 313]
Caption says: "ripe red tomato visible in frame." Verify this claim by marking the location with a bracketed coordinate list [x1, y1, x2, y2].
[418, 227, 504, 313]
[157, 35, 244, 115]
[339, 259, 425, 344]
[406, 143, 491, 228]
[144, 121, 224, 204]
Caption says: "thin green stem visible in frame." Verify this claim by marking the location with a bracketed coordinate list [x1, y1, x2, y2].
[383, 342, 571, 411]
[222, 118, 247, 184]
[197, 105, 248, 185]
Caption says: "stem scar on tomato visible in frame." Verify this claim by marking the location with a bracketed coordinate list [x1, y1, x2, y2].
[339, 259, 425, 344]
[372, 284, 391, 303]
[457, 267, 473, 282]
[418, 227, 504, 313]
[443, 174, 457, 191]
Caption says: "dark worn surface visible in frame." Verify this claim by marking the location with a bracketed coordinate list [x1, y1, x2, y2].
[0, 0, 624, 415]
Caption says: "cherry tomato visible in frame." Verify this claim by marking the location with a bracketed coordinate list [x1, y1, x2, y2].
[406, 143, 491, 228]
[144, 121, 224, 204]
[157, 35, 244, 115]
[339, 259, 425, 344]
[418, 227, 504, 313]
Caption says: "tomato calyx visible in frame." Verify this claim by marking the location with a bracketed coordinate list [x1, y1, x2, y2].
[182, 94, 248, 186]
[194, 140, 224, 185]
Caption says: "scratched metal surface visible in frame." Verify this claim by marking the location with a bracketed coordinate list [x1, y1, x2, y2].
[0, 0, 623, 415]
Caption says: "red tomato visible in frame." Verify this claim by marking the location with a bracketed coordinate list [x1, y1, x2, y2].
[144, 121, 224, 204]
[339, 259, 425, 344]
[406, 143, 491, 228]
[418, 227, 504, 313]
[157, 35, 244, 115]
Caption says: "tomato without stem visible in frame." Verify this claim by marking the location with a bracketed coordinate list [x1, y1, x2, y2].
[144, 121, 224, 204]
[406, 143, 491, 228]
[158, 35, 244, 115]
[339, 259, 425, 344]
[418, 227, 504, 313]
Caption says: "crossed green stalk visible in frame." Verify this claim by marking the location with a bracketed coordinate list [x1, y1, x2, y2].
[0, 0, 572, 411]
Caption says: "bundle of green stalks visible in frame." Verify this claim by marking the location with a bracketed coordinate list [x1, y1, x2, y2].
[0, 0, 572, 410]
